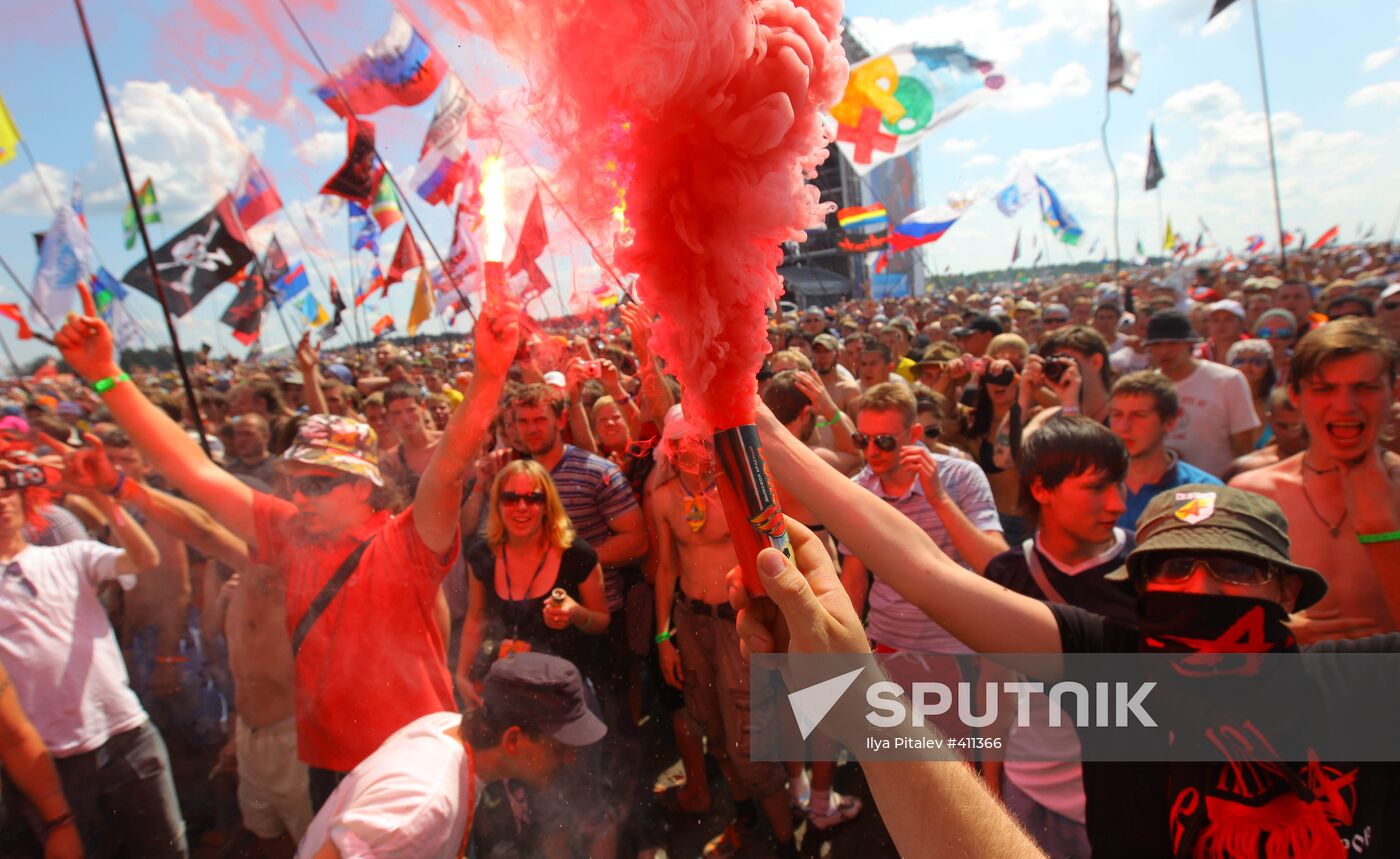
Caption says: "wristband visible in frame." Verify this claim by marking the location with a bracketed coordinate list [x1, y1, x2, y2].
[654, 629, 673, 645]
[616, 393, 633, 407]
[92, 373, 131, 395]
[816, 410, 842, 429]
[106, 472, 127, 498]
[42, 811, 75, 838]
[1357, 529, 1400, 545]
[1060, 406, 1081, 416]
[155, 655, 189, 665]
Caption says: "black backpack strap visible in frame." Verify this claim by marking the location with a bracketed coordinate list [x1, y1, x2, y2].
[291, 536, 375, 659]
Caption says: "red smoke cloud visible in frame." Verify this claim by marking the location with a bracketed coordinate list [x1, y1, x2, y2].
[432, 0, 847, 430]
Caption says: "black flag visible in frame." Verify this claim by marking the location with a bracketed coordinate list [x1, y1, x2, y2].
[320, 116, 380, 206]
[323, 278, 348, 336]
[1207, 0, 1239, 20]
[220, 269, 266, 346]
[1145, 125, 1166, 191]
[121, 196, 253, 318]
[261, 237, 290, 284]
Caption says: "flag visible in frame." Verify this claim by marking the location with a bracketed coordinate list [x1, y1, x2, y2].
[1145, 125, 1165, 191]
[1036, 175, 1083, 246]
[122, 178, 160, 250]
[0, 91, 18, 166]
[315, 12, 447, 118]
[1163, 217, 1176, 252]
[1010, 228, 1021, 265]
[32, 201, 94, 323]
[320, 117, 380, 206]
[120, 196, 253, 318]
[1245, 235, 1265, 255]
[444, 199, 482, 292]
[0, 305, 32, 340]
[233, 156, 282, 227]
[220, 270, 266, 346]
[888, 206, 961, 252]
[261, 237, 290, 284]
[271, 263, 309, 308]
[1193, 233, 1204, 256]
[506, 190, 552, 299]
[371, 314, 395, 339]
[411, 76, 480, 208]
[298, 292, 330, 328]
[324, 278, 347, 335]
[387, 226, 424, 285]
[407, 268, 433, 335]
[1208, 0, 1240, 20]
[836, 203, 889, 231]
[1107, 1, 1142, 94]
[874, 250, 890, 274]
[355, 265, 386, 306]
[828, 44, 1006, 175]
[435, 288, 467, 323]
[369, 173, 403, 229]
[1309, 226, 1340, 251]
[1280, 231, 1294, 247]
[996, 165, 1038, 217]
[349, 202, 380, 255]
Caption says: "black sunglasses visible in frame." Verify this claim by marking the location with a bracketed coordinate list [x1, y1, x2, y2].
[290, 474, 354, 497]
[500, 490, 547, 506]
[851, 432, 900, 452]
[4, 562, 36, 598]
[1143, 554, 1275, 587]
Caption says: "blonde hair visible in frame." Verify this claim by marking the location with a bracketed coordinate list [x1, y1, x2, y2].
[769, 349, 813, 371]
[485, 459, 576, 550]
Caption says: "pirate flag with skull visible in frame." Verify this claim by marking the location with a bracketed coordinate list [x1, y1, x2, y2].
[120, 195, 254, 318]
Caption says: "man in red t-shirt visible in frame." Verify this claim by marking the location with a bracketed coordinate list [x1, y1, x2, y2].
[53, 283, 520, 809]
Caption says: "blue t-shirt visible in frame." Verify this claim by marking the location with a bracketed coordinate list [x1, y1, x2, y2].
[1119, 454, 1223, 533]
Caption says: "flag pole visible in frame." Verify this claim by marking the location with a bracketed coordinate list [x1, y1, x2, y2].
[71, 0, 211, 457]
[0, 252, 59, 334]
[18, 140, 58, 215]
[273, 0, 478, 327]
[1249, 0, 1287, 270]
[1101, 83, 1121, 278]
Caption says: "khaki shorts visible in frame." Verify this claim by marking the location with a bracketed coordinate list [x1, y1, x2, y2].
[236, 717, 312, 841]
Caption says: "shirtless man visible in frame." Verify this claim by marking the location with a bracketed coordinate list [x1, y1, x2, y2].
[381, 382, 442, 498]
[811, 334, 861, 414]
[651, 409, 796, 858]
[1231, 319, 1400, 643]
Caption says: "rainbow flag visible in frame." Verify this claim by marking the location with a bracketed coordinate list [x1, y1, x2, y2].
[837, 203, 889, 231]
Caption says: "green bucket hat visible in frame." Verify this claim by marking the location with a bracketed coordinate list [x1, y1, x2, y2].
[1107, 484, 1327, 611]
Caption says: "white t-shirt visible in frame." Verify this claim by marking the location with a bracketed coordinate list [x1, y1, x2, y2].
[0, 541, 145, 756]
[297, 712, 476, 859]
[1162, 361, 1260, 478]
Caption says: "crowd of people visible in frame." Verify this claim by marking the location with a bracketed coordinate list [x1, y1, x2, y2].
[0, 243, 1397, 858]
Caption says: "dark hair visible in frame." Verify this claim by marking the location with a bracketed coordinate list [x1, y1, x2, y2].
[511, 383, 566, 418]
[760, 370, 811, 425]
[1017, 415, 1128, 525]
[1110, 371, 1179, 423]
[461, 707, 541, 749]
[1039, 325, 1113, 388]
[383, 381, 423, 407]
[861, 341, 894, 365]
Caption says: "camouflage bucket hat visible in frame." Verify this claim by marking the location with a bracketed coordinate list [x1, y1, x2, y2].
[1108, 484, 1327, 611]
[279, 414, 383, 487]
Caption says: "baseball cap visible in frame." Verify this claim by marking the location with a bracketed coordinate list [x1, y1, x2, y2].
[915, 342, 960, 366]
[1109, 485, 1327, 612]
[1206, 299, 1245, 321]
[812, 333, 840, 352]
[1144, 309, 1200, 344]
[542, 371, 567, 388]
[483, 653, 607, 746]
[325, 363, 355, 386]
[951, 315, 1003, 338]
[279, 414, 384, 486]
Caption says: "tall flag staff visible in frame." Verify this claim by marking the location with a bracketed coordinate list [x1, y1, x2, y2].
[1104, 0, 1140, 278]
[71, 0, 212, 457]
[0, 253, 59, 337]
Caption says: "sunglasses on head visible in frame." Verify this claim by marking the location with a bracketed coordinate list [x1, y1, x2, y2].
[1230, 356, 1271, 369]
[500, 490, 547, 507]
[1256, 326, 1294, 339]
[1143, 554, 1275, 587]
[851, 432, 900, 452]
[290, 473, 355, 497]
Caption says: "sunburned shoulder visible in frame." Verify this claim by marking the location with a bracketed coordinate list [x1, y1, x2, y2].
[1228, 451, 1302, 492]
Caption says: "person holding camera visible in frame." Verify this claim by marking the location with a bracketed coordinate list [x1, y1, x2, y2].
[961, 333, 1032, 545]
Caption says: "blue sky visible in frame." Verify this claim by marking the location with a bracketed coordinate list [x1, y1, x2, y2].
[1, 0, 1398, 364]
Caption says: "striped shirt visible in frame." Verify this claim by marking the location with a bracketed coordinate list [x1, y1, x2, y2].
[550, 445, 639, 608]
[847, 453, 1002, 654]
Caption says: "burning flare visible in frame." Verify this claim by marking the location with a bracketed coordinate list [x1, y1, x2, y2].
[479, 154, 507, 263]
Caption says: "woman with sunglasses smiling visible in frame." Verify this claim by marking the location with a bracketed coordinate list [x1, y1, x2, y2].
[1252, 307, 1298, 388]
[456, 459, 609, 709]
[1226, 338, 1277, 448]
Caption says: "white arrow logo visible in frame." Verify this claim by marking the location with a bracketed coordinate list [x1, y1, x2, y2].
[787, 667, 865, 740]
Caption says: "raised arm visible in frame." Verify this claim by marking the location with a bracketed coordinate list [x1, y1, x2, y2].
[412, 301, 520, 555]
[297, 332, 329, 416]
[53, 285, 258, 543]
[754, 401, 1062, 657]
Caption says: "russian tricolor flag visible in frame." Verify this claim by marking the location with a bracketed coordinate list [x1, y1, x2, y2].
[316, 13, 446, 118]
[1244, 234, 1265, 255]
[413, 145, 470, 206]
[888, 207, 961, 253]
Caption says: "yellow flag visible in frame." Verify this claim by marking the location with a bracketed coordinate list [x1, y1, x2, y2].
[1162, 217, 1175, 251]
[0, 93, 20, 166]
[407, 268, 432, 335]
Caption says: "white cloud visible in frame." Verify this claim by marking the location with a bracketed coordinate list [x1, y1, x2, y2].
[940, 137, 980, 154]
[294, 129, 343, 165]
[962, 154, 1000, 169]
[1345, 81, 1400, 109]
[1362, 46, 1398, 73]
[0, 162, 71, 217]
[1163, 80, 1243, 117]
[850, 0, 1104, 64]
[991, 62, 1092, 112]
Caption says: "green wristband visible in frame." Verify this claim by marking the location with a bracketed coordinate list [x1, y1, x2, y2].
[816, 410, 842, 429]
[92, 373, 130, 395]
[654, 629, 673, 644]
[1357, 529, 1400, 545]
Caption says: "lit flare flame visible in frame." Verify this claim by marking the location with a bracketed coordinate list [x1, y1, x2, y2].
[480, 154, 507, 263]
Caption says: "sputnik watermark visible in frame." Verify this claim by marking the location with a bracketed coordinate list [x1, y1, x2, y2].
[866, 680, 1157, 730]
